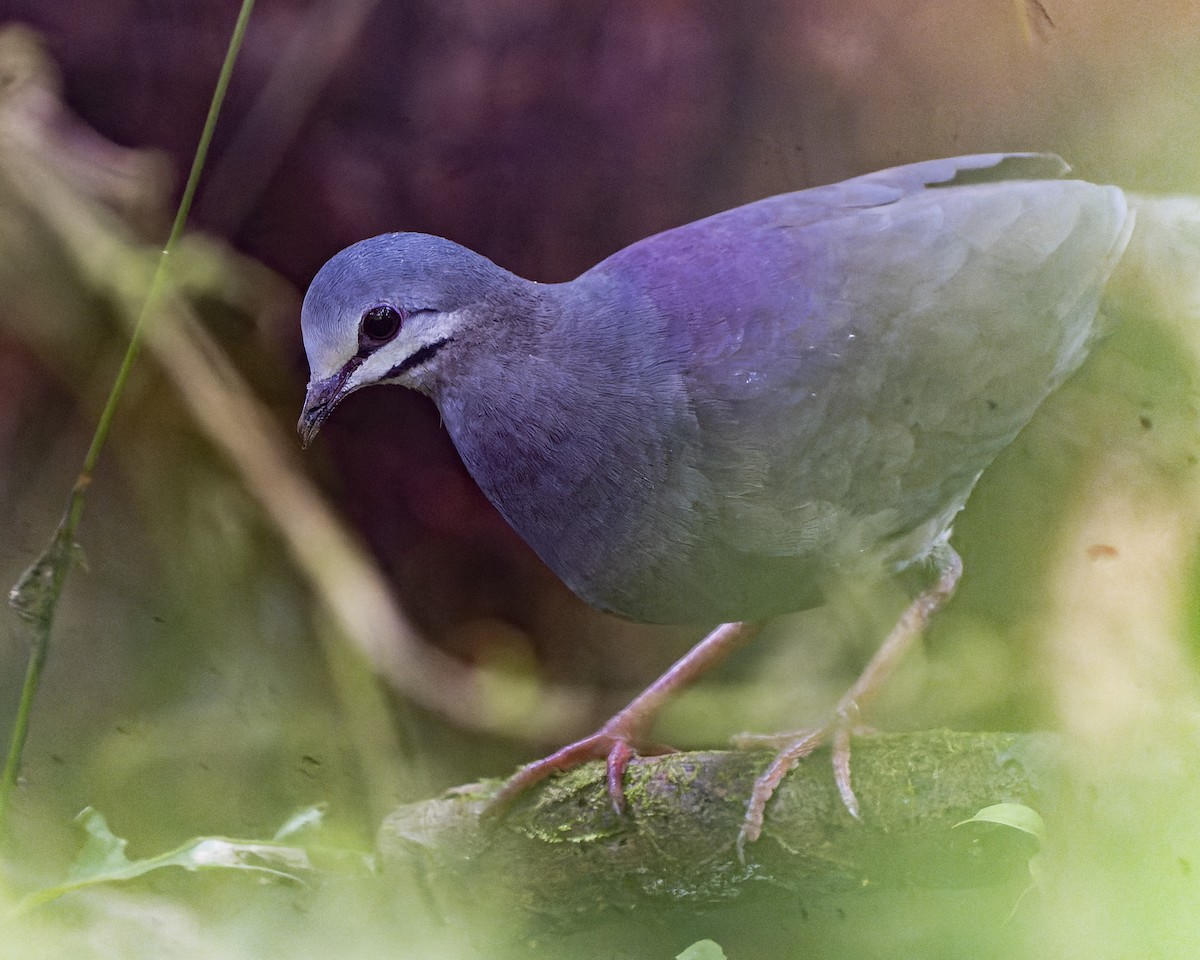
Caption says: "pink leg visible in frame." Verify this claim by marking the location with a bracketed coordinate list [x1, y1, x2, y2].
[735, 546, 963, 856]
[486, 620, 763, 816]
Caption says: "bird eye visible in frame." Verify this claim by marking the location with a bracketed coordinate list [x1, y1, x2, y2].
[360, 304, 404, 344]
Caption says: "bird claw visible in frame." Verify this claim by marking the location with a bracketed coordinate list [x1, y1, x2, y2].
[482, 622, 760, 822]
[733, 709, 866, 860]
[483, 723, 675, 820]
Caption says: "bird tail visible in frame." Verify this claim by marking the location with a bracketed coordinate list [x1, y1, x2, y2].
[1105, 195, 1200, 340]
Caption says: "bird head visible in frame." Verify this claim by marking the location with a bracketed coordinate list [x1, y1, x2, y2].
[296, 232, 510, 447]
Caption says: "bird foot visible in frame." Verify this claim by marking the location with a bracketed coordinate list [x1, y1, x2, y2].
[483, 620, 760, 822]
[483, 718, 675, 819]
[732, 706, 867, 860]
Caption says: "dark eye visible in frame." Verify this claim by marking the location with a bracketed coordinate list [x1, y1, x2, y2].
[360, 304, 404, 343]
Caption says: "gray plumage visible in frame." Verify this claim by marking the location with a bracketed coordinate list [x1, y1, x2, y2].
[299, 153, 1138, 624]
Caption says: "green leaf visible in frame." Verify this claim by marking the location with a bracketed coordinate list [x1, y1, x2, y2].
[13, 806, 312, 915]
[954, 802, 1047, 842]
[65, 806, 139, 882]
[676, 939, 727, 960]
[273, 803, 328, 841]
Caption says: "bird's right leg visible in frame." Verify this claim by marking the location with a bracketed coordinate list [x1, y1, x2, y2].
[484, 619, 763, 817]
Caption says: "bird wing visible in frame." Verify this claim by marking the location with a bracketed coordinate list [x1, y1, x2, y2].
[588, 154, 1133, 612]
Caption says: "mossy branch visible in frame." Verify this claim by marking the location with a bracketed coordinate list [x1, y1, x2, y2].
[379, 731, 1054, 932]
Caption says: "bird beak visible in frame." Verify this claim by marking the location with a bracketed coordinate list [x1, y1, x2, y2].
[297, 357, 363, 448]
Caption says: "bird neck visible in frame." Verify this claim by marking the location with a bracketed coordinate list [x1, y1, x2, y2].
[431, 273, 693, 612]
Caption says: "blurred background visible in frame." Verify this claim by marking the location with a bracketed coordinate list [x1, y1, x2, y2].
[1, 0, 1200, 956]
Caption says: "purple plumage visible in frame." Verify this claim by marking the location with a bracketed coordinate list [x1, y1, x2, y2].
[300, 153, 1132, 622]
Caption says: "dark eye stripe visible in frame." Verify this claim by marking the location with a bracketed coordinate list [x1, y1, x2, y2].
[384, 337, 452, 378]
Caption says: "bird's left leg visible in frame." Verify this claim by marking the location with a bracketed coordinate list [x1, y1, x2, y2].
[485, 620, 763, 817]
[734, 543, 963, 854]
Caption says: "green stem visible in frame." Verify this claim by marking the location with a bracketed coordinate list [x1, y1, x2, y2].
[0, 0, 257, 839]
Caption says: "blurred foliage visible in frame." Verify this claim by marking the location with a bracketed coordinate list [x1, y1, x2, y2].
[0, 2, 1199, 958]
